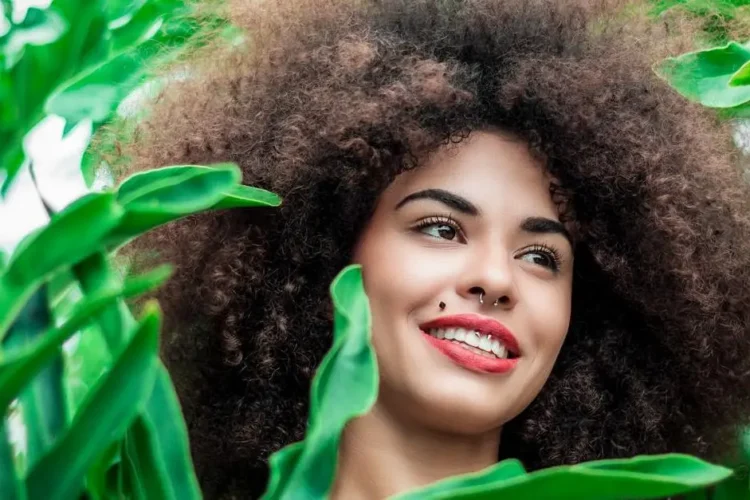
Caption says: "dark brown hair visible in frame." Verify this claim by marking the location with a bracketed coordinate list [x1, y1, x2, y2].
[121, 1, 750, 497]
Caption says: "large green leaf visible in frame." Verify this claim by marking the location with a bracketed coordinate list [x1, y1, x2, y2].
[0, 0, 108, 192]
[6, 287, 66, 470]
[210, 183, 282, 210]
[72, 252, 135, 351]
[45, 50, 144, 124]
[25, 305, 161, 500]
[263, 265, 377, 500]
[0, 193, 124, 338]
[122, 366, 201, 500]
[108, 164, 280, 246]
[656, 41, 750, 107]
[43, 0, 178, 125]
[396, 454, 732, 499]
[0, 276, 150, 412]
[394, 459, 528, 500]
[116, 164, 239, 205]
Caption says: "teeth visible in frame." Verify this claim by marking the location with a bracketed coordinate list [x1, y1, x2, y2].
[492, 341, 508, 359]
[464, 332, 480, 347]
[428, 327, 513, 359]
[479, 335, 492, 352]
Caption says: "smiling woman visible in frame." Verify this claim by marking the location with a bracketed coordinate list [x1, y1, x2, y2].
[119, 0, 750, 498]
[342, 131, 574, 496]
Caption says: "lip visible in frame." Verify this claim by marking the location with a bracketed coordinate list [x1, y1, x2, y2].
[419, 314, 521, 374]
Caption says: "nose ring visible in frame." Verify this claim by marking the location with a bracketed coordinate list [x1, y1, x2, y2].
[479, 291, 501, 307]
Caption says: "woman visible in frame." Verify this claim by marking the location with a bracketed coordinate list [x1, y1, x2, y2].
[123, 0, 750, 497]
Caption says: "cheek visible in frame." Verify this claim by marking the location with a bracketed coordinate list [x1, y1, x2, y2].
[355, 227, 456, 318]
[525, 281, 572, 361]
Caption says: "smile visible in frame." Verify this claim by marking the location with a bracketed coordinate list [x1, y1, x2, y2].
[419, 314, 520, 374]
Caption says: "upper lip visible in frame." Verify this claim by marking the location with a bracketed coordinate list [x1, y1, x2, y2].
[420, 314, 521, 356]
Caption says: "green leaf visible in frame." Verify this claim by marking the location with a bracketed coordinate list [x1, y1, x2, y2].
[729, 59, 750, 85]
[2, 7, 68, 69]
[104, 0, 148, 23]
[210, 184, 283, 210]
[263, 265, 377, 500]
[0, 273, 152, 412]
[116, 164, 239, 204]
[398, 454, 732, 500]
[72, 252, 134, 352]
[123, 366, 201, 500]
[43, 0, 186, 126]
[656, 41, 750, 107]
[394, 459, 528, 500]
[122, 264, 173, 298]
[1, 2, 108, 192]
[0, 193, 124, 338]
[45, 50, 144, 124]
[0, 419, 25, 500]
[25, 305, 161, 500]
[85, 441, 122, 500]
[108, 164, 242, 245]
[6, 287, 66, 470]
[109, 1, 164, 53]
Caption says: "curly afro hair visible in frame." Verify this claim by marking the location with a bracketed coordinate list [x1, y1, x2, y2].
[120, 0, 750, 497]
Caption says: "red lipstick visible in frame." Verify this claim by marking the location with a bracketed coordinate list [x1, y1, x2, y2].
[420, 314, 520, 374]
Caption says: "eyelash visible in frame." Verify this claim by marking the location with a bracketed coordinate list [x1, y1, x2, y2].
[413, 217, 563, 272]
[523, 244, 563, 272]
[413, 215, 465, 241]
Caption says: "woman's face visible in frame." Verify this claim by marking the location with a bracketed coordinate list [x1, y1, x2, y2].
[354, 130, 573, 436]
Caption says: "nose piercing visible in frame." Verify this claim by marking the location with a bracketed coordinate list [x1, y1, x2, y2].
[479, 291, 502, 307]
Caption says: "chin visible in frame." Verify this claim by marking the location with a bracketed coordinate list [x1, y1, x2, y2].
[390, 378, 514, 435]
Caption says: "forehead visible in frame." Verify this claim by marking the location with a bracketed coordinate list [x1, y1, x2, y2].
[383, 130, 559, 220]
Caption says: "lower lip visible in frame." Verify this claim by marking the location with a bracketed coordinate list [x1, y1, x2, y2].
[421, 332, 519, 374]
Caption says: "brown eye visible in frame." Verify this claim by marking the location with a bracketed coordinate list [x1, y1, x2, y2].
[519, 245, 561, 272]
[421, 223, 458, 240]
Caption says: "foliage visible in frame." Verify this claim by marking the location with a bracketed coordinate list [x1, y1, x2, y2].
[0, 160, 279, 499]
[0, 0, 281, 498]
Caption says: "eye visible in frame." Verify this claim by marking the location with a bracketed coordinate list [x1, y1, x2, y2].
[415, 216, 463, 242]
[518, 245, 561, 272]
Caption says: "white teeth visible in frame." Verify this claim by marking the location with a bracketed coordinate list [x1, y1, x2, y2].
[428, 327, 513, 359]
[465, 332, 480, 347]
[479, 335, 492, 352]
[492, 341, 508, 359]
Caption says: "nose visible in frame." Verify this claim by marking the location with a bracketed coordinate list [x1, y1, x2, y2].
[460, 246, 517, 309]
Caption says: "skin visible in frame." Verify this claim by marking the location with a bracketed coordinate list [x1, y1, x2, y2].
[332, 130, 575, 499]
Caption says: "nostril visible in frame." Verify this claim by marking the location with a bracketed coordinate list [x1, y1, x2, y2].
[495, 295, 511, 306]
[469, 286, 484, 296]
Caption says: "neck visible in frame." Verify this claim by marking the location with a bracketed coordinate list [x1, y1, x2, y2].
[331, 400, 501, 500]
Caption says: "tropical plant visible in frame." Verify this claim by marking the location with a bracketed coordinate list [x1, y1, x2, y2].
[0, 1, 280, 499]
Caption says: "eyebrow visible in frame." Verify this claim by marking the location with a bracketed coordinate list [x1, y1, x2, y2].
[395, 188, 572, 245]
[522, 217, 572, 246]
[395, 189, 479, 215]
